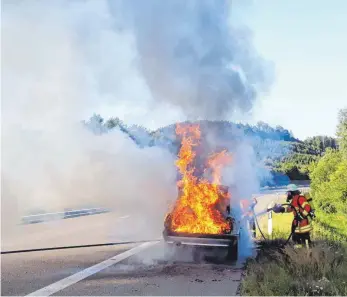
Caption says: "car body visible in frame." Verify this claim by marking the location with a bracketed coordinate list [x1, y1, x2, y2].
[162, 185, 241, 261]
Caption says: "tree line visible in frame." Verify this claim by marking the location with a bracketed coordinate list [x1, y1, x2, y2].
[309, 108, 347, 240]
[83, 110, 345, 184]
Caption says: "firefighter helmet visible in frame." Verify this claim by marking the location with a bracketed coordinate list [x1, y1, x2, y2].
[287, 184, 298, 192]
[286, 184, 300, 202]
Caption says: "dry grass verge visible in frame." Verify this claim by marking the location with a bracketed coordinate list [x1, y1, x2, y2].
[240, 239, 347, 296]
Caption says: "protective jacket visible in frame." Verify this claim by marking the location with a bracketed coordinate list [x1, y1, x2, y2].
[284, 194, 313, 233]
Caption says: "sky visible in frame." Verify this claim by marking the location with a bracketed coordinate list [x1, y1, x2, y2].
[93, 0, 347, 140]
[245, 0, 347, 139]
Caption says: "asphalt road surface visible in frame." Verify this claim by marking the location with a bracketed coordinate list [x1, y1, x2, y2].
[1, 190, 290, 296]
[2, 241, 245, 296]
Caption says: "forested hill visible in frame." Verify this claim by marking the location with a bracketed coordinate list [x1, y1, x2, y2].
[154, 120, 298, 142]
[152, 120, 337, 180]
[85, 115, 338, 180]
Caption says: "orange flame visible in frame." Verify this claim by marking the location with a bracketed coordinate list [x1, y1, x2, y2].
[169, 123, 232, 234]
[206, 150, 232, 184]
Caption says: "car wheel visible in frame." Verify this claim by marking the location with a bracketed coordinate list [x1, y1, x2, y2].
[226, 240, 238, 262]
[193, 248, 204, 263]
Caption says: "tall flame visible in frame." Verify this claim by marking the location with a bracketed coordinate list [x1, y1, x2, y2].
[169, 123, 232, 234]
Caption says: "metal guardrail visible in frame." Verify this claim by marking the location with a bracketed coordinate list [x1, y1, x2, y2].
[260, 180, 310, 191]
[260, 184, 310, 191]
[20, 184, 310, 225]
[258, 185, 310, 196]
[21, 207, 110, 225]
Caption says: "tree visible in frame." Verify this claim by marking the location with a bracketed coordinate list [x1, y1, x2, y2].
[336, 108, 347, 158]
[309, 149, 347, 238]
[89, 114, 104, 124]
[304, 136, 337, 155]
[105, 117, 120, 129]
[84, 114, 107, 135]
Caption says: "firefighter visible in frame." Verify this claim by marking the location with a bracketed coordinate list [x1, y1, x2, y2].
[273, 184, 315, 248]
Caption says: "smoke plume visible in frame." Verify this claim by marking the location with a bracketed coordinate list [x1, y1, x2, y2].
[1, 0, 177, 244]
[2, 0, 271, 256]
[120, 0, 273, 120]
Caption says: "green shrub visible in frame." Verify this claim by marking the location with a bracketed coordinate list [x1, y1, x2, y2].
[309, 149, 347, 238]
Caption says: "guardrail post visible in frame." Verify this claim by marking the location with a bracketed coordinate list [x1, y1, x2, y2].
[268, 203, 273, 237]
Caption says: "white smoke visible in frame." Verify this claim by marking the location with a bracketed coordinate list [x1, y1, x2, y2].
[1, 0, 177, 242]
[222, 141, 259, 258]
[2, 0, 271, 258]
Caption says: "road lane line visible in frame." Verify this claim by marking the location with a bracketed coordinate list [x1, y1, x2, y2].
[119, 215, 130, 219]
[26, 241, 159, 297]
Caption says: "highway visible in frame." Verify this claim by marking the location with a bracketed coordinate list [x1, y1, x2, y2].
[1, 190, 292, 296]
[2, 240, 245, 296]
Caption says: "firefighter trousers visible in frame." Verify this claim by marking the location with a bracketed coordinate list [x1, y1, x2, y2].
[292, 232, 312, 248]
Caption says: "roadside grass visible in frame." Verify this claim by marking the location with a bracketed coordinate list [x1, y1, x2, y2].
[241, 195, 347, 296]
[313, 212, 347, 241]
[255, 210, 293, 241]
[241, 240, 347, 296]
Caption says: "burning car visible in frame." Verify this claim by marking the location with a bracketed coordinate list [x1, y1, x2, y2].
[162, 123, 240, 261]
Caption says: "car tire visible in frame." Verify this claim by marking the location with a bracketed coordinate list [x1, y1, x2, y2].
[226, 239, 238, 262]
[193, 248, 204, 263]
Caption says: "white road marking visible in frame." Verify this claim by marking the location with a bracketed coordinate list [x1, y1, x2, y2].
[168, 242, 229, 247]
[26, 241, 159, 296]
[119, 215, 130, 219]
